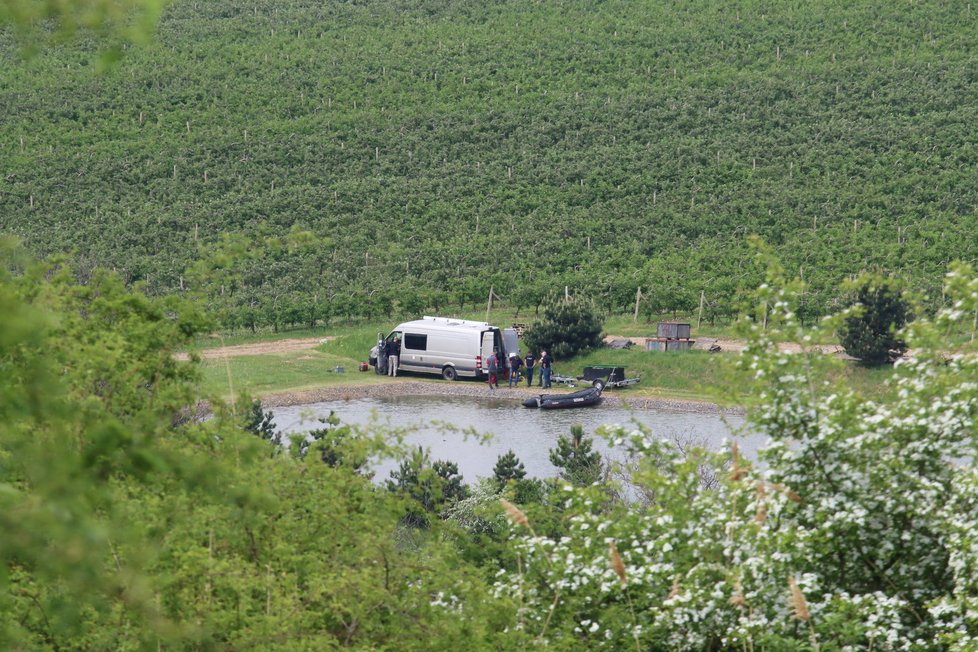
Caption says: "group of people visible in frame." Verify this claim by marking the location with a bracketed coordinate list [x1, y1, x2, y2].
[485, 348, 552, 389]
[380, 335, 554, 388]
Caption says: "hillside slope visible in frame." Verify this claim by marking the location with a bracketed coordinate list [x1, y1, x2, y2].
[2, 0, 977, 327]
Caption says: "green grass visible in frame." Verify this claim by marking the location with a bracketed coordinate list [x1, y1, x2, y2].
[824, 359, 897, 403]
[324, 327, 386, 361]
[197, 349, 378, 399]
[600, 314, 720, 339]
[197, 344, 737, 404]
[195, 324, 398, 398]
[559, 347, 735, 404]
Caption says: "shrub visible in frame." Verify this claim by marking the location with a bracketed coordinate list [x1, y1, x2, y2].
[837, 275, 910, 365]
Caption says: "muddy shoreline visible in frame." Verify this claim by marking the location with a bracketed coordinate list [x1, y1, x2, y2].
[257, 380, 744, 416]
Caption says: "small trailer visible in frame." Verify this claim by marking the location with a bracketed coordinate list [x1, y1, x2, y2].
[577, 365, 640, 390]
[548, 365, 640, 389]
[549, 371, 580, 387]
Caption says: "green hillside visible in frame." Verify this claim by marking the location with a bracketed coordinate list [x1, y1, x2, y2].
[2, 0, 977, 328]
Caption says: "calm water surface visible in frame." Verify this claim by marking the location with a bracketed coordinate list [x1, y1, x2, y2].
[273, 395, 759, 483]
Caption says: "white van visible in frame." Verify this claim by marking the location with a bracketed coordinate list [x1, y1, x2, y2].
[373, 316, 518, 381]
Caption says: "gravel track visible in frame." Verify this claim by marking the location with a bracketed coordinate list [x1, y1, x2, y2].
[176, 337, 335, 360]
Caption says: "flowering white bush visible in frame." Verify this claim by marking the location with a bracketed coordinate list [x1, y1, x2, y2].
[495, 261, 978, 651]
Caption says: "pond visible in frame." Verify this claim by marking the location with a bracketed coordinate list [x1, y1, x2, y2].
[273, 395, 761, 484]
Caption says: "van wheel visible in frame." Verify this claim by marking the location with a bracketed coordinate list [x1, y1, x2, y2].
[442, 366, 458, 381]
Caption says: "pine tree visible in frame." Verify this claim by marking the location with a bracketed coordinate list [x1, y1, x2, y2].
[493, 449, 527, 491]
[549, 425, 604, 486]
[244, 399, 279, 444]
[387, 447, 469, 527]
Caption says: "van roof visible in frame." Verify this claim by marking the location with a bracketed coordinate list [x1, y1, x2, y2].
[395, 316, 495, 332]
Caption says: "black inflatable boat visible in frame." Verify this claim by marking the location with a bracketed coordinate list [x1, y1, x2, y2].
[522, 384, 603, 409]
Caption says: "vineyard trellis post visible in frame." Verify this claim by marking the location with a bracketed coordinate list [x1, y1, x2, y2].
[697, 290, 705, 329]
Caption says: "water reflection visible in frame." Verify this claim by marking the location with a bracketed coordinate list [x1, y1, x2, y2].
[273, 396, 758, 484]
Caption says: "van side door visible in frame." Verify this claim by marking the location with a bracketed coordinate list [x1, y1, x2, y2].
[502, 328, 520, 360]
[400, 332, 427, 372]
[480, 331, 495, 373]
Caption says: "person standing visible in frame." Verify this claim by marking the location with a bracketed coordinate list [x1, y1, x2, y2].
[523, 350, 536, 387]
[486, 349, 499, 389]
[387, 336, 401, 377]
[539, 349, 553, 389]
[508, 353, 523, 388]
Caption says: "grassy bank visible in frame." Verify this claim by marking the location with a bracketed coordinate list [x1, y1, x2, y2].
[194, 316, 895, 405]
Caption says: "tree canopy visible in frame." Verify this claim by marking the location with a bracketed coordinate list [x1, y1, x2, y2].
[524, 300, 604, 360]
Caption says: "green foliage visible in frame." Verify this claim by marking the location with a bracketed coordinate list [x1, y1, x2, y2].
[297, 410, 372, 472]
[243, 397, 279, 445]
[492, 449, 526, 491]
[0, 248, 510, 649]
[548, 424, 604, 487]
[524, 300, 605, 361]
[386, 446, 470, 528]
[0, 243, 213, 647]
[496, 262, 978, 650]
[837, 275, 911, 365]
[8, 2, 978, 639]
[0, 0, 167, 63]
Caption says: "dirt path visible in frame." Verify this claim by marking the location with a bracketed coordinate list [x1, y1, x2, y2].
[175, 337, 332, 361]
[178, 334, 843, 361]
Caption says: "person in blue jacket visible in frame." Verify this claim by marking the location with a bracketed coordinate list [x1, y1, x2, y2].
[523, 350, 536, 387]
[387, 336, 401, 377]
